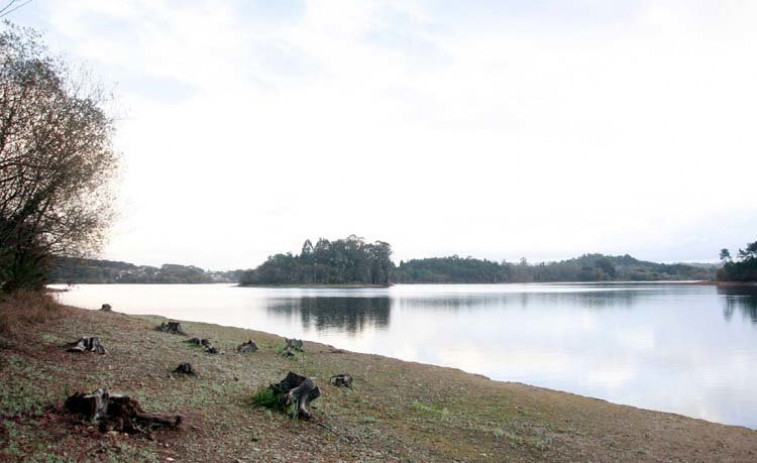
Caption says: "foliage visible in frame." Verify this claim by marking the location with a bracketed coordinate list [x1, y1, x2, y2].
[243, 239, 714, 285]
[717, 240, 757, 282]
[395, 256, 507, 283]
[396, 253, 715, 283]
[0, 23, 118, 293]
[251, 387, 280, 409]
[240, 235, 394, 286]
[47, 256, 244, 284]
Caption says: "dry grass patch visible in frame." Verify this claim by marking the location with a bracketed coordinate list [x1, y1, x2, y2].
[0, 291, 69, 337]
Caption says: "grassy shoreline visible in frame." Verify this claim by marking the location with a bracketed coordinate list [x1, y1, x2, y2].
[1, 299, 756, 462]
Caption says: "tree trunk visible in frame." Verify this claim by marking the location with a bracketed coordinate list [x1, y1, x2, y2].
[285, 338, 304, 351]
[156, 321, 186, 335]
[66, 336, 107, 354]
[329, 374, 353, 388]
[174, 363, 196, 376]
[65, 387, 181, 434]
[270, 372, 321, 420]
[237, 339, 258, 353]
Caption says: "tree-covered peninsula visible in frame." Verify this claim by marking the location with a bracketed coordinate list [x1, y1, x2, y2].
[239, 235, 393, 286]
[48, 257, 244, 284]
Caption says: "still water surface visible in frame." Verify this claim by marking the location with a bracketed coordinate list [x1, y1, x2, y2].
[53, 283, 757, 428]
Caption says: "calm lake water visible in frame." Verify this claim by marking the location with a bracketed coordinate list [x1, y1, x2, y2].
[52, 283, 757, 428]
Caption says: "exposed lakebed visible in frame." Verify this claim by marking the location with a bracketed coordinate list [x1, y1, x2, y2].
[53, 282, 757, 428]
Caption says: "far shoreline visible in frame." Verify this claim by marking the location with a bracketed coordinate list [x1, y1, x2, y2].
[237, 283, 392, 289]
[693, 280, 757, 287]
[50, 280, 744, 288]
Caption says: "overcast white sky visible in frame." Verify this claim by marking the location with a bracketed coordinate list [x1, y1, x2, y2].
[8, 0, 757, 269]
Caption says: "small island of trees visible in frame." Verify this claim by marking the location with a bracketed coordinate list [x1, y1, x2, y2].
[240, 235, 393, 286]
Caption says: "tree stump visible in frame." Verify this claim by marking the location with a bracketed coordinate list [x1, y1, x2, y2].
[65, 387, 181, 434]
[66, 336, 108, 354]
[269, 372, 321, 420]
[186, 337, 222, 354]
[285, 338, 304, 352]
[100, 303, 112, 312]
[237, 339, 258, 353]
[329, 374, 353, 388]
[156, 321, 186, 335]
[174, 363, 196, 376]
[186, 337, 210, 348]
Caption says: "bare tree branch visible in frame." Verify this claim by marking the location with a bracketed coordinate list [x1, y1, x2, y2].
[0, 1, 35, 18]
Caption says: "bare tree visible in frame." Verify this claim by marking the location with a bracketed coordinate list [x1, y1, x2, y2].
[0, 23, 119, 292]
[0, 1, 35, 19]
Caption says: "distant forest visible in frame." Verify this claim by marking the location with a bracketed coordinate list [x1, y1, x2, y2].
[394, 254, 716, 283]
[239, 236, 717, 286]
[50, 237, 719, 286]
[49, 257, 244, 284]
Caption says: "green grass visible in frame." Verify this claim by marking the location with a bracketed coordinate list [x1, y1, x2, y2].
[251, 387, 279, 409]
[410, 400, 450, 419]
[104, 443, 160, 463]
[0, 354, 58, 417]
[24, 454, 77, 463]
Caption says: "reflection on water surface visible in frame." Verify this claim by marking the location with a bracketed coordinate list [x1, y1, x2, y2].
[719, 286, 757, 324]
[268, 297, 391, 334]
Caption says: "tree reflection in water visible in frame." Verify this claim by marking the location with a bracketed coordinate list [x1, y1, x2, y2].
[719, 286, 757, 324]
[266, 287, 648, 335]
[267, 297, 390, 335]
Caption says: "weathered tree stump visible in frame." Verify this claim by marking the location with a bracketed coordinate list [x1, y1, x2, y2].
[155, 321, 186, 335]
[269, 372, 321, 420]
[174, 363, 196, 376]
[66, 336, 108, 355]
[285, 338, 304, 352]
[280, 347, 297, 359]
[65, 387, 181, 434]
[329, 374, 353, 388]
[186, 337, 210, 348]
[100, 303, 112, 312]
[185, 337, 222, 354]
[237, 339, 258, 353]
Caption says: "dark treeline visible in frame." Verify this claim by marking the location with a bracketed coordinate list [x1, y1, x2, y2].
[395, 253, 716, 283]
[239, 236, 393, 286]
[49, 257, 244, 284]
[51, 240, 719, 286]
[394, 256, 506, 283]
[240, 236, 716, 286]
[717, 240, 757, 282]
